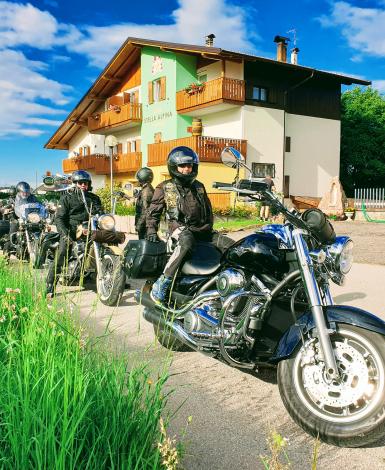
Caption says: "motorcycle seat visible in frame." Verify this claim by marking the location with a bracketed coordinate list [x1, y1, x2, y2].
[181, 241, 221, 276]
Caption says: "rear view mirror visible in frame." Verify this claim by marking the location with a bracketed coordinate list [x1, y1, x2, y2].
[220, 147, 245, 169]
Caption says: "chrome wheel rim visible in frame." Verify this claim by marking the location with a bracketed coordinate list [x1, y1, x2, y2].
[99, 256, 114, 298]
[293, 328, 385, 423]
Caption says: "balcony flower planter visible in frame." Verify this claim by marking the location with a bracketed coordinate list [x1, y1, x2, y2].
[108, 104, 121, 113]
[184, 82, 205, 96]
[92, 114, 100, 120]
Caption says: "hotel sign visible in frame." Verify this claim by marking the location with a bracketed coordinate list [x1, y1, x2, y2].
[143, 111, 173, 124]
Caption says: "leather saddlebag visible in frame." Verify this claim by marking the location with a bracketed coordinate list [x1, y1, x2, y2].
[124, 239, 167, 278]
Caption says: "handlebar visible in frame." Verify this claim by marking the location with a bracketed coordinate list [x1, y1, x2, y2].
[212, 182, 233, 189]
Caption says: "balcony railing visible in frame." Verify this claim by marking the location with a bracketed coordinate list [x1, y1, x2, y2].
[176, 77, 245, 113]
[62, 152, 142, 174]
[148, 136, 247, 166]
[88, 103, 142, 132]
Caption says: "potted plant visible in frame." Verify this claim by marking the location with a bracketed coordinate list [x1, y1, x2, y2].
[184, 82, 205, 96]
[344, 206, 355, 221]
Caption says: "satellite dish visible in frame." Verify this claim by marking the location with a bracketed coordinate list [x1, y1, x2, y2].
[105, 135, 118, 148]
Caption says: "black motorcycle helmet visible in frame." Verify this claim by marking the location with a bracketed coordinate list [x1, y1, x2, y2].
[71, 170, 92, 190]
[167, 146, 199, 186]
[135, 167, 154, 185]
[16, 181, 31, 198]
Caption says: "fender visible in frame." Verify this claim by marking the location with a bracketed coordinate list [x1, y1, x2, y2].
[270, 305, 385, 363]
[105, 245, 124, 256]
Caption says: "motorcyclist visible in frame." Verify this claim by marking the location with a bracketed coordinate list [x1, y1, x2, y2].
[134, 167, 154, 239]
[46, 170, 103, 296]
[146, 146, 233, 303]
[4, 183, 39, 258]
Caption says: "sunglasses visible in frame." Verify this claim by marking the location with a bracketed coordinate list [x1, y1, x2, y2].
[177, 163, 193, 168]
[77, 180, 89, 185]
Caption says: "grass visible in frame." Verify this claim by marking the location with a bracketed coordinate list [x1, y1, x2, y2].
[214, 218, 265, 232]
[0, 258, 176, 469]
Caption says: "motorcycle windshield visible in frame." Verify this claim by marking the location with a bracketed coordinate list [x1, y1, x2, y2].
[19, 203, 48, 220]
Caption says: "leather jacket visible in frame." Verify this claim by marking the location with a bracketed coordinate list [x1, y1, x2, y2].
[146, 179, 213, 235]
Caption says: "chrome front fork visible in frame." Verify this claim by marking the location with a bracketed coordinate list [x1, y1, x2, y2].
[91, 217, 102, 281]
[292, 230, 339, 379]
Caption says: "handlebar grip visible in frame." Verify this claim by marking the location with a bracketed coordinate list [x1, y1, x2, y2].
[212, 182, 233, 188]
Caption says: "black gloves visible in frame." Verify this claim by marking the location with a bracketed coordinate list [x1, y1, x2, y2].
[146, 233, 160, 243]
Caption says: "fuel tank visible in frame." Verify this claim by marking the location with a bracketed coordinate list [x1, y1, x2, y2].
[224, 232, 289, 274]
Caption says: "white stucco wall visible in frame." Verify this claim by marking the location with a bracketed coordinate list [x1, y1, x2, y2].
[224, 60, 243, 80]
[242, 106, 285, 192]
[68, 128, 105, 156]
[285, 114, 340, 197]
[202, 108, 243, 138]
[90, 173, 106, 190]
[197, 60, 243, 81]
[111, 129, 141, 153]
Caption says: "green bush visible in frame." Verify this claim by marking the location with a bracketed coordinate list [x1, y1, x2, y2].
[95, 185, 135, 216]
[213, 204, 261, 219]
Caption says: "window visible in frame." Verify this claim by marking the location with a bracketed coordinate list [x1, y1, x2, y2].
[148, 77, 166, 104]
[252, 86, 268, 102]
[252, 163, 275, 178]
[154, 132, 162, 144]
[285, 136, 291, 152]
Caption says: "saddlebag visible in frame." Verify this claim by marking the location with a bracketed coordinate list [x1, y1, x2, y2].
[124, 240, 167, 278]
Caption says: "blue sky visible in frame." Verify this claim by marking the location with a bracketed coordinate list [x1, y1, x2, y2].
[1, 0, 385, 186]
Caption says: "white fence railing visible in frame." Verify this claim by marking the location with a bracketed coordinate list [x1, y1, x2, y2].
[354, 188, 385, 209]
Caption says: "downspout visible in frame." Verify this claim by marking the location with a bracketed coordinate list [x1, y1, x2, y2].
[282, 70, 315, 197]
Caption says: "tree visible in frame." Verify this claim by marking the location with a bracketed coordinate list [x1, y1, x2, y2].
[340, 87, 385, 196]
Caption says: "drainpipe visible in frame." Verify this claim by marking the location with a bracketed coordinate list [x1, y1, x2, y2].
[282, 70, 315, 197]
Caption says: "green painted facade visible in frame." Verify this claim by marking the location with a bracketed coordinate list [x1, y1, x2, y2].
[140, 46, 197, 165]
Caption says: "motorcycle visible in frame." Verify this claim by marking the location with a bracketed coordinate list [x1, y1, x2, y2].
[126, 146, 385, 447]
[0, 198, 14, 251]
[56, 190, 126, 306]
[8, 202, 49, 264]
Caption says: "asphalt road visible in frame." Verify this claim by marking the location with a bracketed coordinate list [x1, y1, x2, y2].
[64, 221, 385, 470]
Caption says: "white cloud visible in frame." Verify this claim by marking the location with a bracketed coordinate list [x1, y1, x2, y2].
[319, 1, 385, 57]
[0, 49, 70, 137]
[372, 80, 385, 93]
[67, 0, 259, 67]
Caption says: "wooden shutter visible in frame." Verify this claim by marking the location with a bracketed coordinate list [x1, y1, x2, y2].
[117, 143, 123, 154]
[160, 76, 166, 101]
[134, 90, 139, 103]
[148, 81, 154, 104]
[123, 92, 130, 104]
[135, 139, 141, 152]
[79, 147, 83, 156]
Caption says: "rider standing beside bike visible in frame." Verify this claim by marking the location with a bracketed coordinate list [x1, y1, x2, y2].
[146, 146, 233, 303]
[46, 170, 103, 296]
[134, 167, 154, 240]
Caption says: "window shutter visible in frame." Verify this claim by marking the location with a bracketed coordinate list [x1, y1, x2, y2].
[85, 145, 90, 156]
[135, 139, 141, 152]
[160, 77, 166, 101]
[134, 90, 139, 103]
[123, 92, 130, 104]
[148, 81, 154, 104]
[117, 143, 123, 154]
[79, 147, 83, 156]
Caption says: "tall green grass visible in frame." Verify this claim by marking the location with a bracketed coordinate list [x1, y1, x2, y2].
[0, 259, 173, 469]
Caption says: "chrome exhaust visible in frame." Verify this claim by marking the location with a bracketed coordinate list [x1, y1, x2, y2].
[143, 307, 198, 351]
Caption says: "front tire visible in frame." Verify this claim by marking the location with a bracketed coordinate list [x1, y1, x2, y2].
[97, 253, 126, 306]
[277, 325, 385, 447]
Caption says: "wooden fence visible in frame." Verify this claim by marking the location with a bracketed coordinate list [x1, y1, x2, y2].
[207, 192, 231, 209]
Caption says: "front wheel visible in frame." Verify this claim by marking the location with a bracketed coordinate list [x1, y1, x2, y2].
[277, 325, 385, 447]
[97, 252, 126, 306]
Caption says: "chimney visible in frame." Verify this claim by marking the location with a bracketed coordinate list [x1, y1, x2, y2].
[205, 34, 216, 47]
[290, 47, 300, 65]
[274, 35, 290, 63]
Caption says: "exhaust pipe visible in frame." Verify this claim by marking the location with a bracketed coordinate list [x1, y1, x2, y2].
[143, 307, 198, 351]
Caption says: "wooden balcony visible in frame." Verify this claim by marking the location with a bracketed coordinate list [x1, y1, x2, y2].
[176, 77, 245, 115]
[88, 103, 142, 133]
[62, 152, 142, 175]
[148, 136, 247, 167]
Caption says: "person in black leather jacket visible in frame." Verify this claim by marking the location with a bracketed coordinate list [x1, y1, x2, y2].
[46, 170, 103, 296]
[135, 167, 154, 239]
[147, 146, 233, 303]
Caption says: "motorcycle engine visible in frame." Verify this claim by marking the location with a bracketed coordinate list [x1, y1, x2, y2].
[184, 303, 219, 336]
[216, 268, 246, 297]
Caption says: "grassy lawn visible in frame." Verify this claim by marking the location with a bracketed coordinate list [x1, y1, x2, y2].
[0, 258, 176, 469]
[214, 218, 265, 232]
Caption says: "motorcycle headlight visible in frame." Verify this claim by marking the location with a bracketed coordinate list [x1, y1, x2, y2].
[27, 213, 41, 223]
[98, 214, 116, 231]
[326, 236, 354, 277]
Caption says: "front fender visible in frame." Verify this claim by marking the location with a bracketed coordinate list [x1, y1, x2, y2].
[270, 305, 385, 363]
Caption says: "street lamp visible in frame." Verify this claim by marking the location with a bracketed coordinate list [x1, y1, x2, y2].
[104, 135, 118, 209]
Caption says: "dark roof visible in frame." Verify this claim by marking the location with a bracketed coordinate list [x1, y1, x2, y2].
[45, 37, 371, 150]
